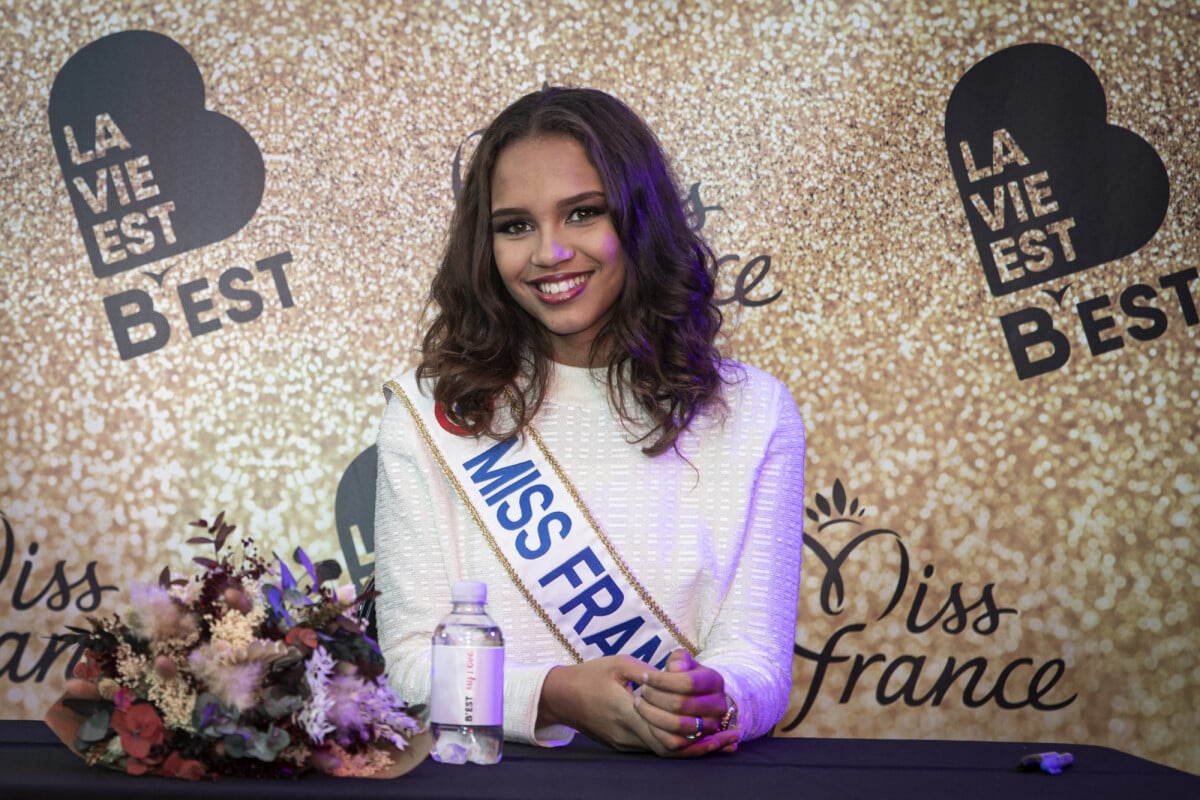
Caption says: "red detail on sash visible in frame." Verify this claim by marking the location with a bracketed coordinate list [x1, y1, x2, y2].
[434, 402, 469, 436]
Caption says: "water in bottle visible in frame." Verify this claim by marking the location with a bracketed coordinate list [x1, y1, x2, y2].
[430, 580, 504, 764]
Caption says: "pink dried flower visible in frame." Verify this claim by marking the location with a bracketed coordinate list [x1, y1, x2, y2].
[189, 639, 289, 711]
[128, 583, 199, 642]
[113, 686, 135, 711]
[154, 655, 178, 680]
[190, 651, 265, 711]
[223, 587, 252, 613]
[325, 673, 374, 744]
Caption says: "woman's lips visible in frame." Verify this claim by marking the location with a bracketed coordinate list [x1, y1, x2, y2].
[530, 272, 592, 303]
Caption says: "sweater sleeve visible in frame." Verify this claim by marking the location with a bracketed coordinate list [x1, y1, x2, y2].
[696, 376, 805, 741]
[373, 385, 574, 746]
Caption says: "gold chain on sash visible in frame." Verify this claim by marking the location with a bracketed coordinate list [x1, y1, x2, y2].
[387, 378, 698, 661]
[523, 420, 699, 657]
[386, 380, 584, 663]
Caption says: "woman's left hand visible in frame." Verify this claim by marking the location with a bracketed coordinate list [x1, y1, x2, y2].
[633, 649, 738, 754]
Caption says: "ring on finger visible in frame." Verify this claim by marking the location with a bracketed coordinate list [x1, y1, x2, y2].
[683, 716, 704, 741]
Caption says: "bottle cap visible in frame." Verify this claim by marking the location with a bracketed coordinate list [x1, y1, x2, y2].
[450, 580, 487, 604]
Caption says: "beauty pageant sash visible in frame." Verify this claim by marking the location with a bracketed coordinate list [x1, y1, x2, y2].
[385, 372, 695, 667]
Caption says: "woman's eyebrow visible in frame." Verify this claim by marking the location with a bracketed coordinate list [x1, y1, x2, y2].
[489, 205, 527, 219]
[491, 191, 607, 219]
[556, 190, 606, 207]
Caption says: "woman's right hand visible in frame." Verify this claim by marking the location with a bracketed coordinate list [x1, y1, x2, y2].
[536, 656, 738, 757]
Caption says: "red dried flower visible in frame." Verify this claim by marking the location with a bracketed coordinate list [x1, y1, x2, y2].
[124, 756, 156, 776]
[161, 751, 208, 781]
[112, 703, 165, 759]
[285, 626, 318, 650]
[73, 653, 100, 681]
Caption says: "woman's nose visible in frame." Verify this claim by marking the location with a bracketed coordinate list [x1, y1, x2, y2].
[532, 230, 573, 267]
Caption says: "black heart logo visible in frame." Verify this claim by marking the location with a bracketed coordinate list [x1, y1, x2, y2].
[944, 43, 1169, 296]
[49, 30, 264, 279]
[336, 444, 378, 595]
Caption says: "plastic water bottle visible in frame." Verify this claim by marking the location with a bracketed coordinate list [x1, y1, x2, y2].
[430, 580, 504, 764]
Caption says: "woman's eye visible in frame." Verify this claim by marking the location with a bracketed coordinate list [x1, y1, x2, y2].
[568, 206, 605, 223]
[495, 220, 531, 236]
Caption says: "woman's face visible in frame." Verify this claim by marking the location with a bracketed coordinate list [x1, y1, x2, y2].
[490, 135, 627, 368]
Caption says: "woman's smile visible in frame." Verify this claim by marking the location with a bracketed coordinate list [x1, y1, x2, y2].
[529, 271, 593, 302]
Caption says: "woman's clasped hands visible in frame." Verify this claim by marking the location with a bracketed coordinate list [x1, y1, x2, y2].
[538, 649, 739, 757]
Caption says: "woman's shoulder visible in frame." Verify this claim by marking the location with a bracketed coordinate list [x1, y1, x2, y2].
[378, 367, 432, 445]
[715, 359, 803, 432]
[720, 360, 793, 403]
[382, 365, 430, 401]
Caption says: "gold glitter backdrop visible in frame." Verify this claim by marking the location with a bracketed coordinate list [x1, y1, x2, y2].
[1, 0, 1196, 774]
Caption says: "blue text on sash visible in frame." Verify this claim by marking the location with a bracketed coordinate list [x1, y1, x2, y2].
[462, 438, 669, 664]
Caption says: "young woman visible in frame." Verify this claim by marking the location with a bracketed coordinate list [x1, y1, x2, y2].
[374, 87, 805, 758]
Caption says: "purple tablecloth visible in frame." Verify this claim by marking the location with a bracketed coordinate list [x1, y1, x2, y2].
[1, 719, 1194, 799]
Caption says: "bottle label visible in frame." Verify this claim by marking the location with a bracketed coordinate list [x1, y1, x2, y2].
[430, 645, 504, 726]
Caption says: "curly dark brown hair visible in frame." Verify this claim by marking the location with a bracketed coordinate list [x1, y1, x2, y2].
[418, 87, 725, 456]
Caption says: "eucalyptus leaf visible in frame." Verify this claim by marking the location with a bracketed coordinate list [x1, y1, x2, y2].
[77, 710, 112, 744]
[261, 691, 304, 719]
[247, 725, 290, 761]
[223, 732, 248, 758]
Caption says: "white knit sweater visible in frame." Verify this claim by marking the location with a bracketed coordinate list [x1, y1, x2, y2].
[373, 361, 805, 745]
